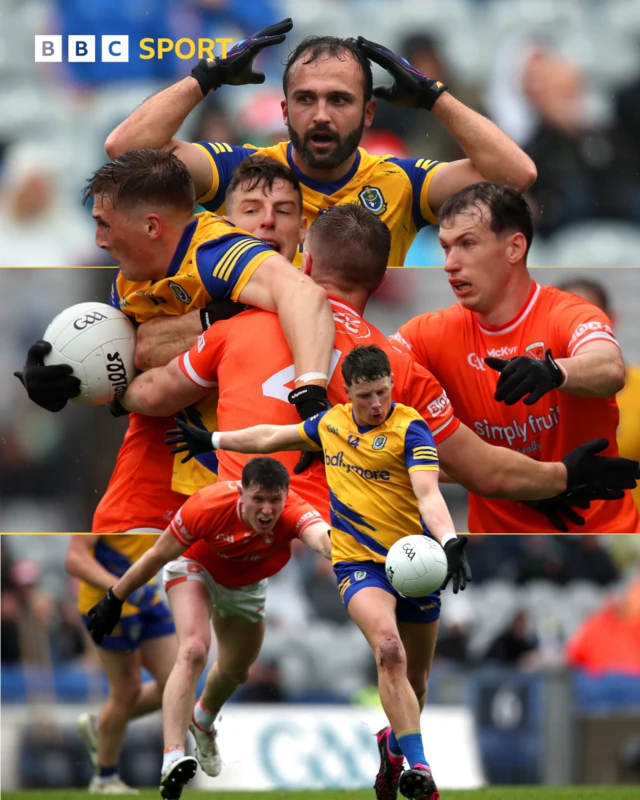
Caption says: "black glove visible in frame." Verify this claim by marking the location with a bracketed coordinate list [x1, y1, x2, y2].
[14, 340, 81, 412]
[525, 493, 591, 533]
[200, 299, 253, 331]
[288, 385, 329, 474]
[484, 348, 566, 406]
[562, 438, 640, 499]
[87, 588, 124, 644]
[288, 385, 329, 421]
[356, 36, 448, 110]
[441, 536, 472, 594]
[190, 18, 292, 96]
[165, 418, 214, 464]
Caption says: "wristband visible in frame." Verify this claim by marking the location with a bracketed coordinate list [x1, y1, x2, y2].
[439, 532, 458, 548]
[295, 372, 328, 384]
[211, 432, 221, 450]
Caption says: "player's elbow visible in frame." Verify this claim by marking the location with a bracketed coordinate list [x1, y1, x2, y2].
[610, 360, 626, 394]
[512, 155, 537, 192]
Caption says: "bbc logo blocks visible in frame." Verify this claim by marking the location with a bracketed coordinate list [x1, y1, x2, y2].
[35, 35, 129, 62]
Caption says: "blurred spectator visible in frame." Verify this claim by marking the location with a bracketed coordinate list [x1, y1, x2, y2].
[484, 610, 540, 668]
[464, 535, 526, 584]
[0, 141, 95, 266]
[513, 536, 565, 585]
[560, 536, 619, 586]
[435, 593, 473, 664]
[487, 37, 640, 237]
[302, 555, 351, 626]
[566, 577, 640, 675]
[240, 658, 287, 703]
[556, 277, 640, 514]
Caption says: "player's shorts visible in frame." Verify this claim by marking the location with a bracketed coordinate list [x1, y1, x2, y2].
[333, 560, 441, 623]
[83, 600, 175, 652]
[163, 557, 267, 624]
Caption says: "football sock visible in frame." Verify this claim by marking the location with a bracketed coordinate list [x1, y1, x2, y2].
[193, 698, 218, 731]
[97, 766, 118, 780]
[387, 729, 404, 759]
[396, 730, 429, 770]
[162, 746, 185, 774]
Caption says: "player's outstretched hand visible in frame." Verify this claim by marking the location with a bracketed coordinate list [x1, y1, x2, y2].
[441, 535, 472, 594]
[563, 438, 640, 498]
[14, 340, 81, 412]
[526, 494, 591, 533]
[165, 418, 214, 463]
[356, 36, 448, 110]
[191, 18, 293, 96]
[87, 588, 124, 644]
[484, 348, 565, 406]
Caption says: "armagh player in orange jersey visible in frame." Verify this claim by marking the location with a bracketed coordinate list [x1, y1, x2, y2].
[85, 458, 331, 800]
[394, 183, 640, 533]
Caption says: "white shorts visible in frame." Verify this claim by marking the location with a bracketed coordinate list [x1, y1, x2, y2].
[163, 557, 267, 624]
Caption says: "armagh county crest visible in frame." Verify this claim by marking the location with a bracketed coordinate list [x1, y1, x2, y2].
[525, 341, 545, 360]
[358, 185, 387, 216]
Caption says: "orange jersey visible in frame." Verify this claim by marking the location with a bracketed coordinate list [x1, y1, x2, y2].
[92, 413, 185, 533]
[169, 481, 322, 586]
[395, 282, 640, 533]
[178, 298, 460, 521]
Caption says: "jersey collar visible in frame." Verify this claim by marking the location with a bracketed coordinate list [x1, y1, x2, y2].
[328, 295, 362, 317]
[286, 142, 362, 196]
[476, 281, 540, 336]
[352, 402, 396, 434]
[165, 218, 198, 279]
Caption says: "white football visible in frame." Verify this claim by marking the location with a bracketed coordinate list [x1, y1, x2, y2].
[42, 302, 137, 405]
[385, 535, 448, 597]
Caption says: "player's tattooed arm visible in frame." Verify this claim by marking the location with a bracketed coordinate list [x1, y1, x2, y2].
[134, 311, 203, 371]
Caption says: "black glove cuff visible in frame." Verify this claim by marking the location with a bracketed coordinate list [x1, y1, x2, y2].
[109, 399, 130, 418]
[190, 58, 224, 96]
[200, 300, 252, 331]
[107, 587, 124, 608]
[288, 385, 329, 421]
[545, 350, 566, 389]
[419, 78, 448, 111]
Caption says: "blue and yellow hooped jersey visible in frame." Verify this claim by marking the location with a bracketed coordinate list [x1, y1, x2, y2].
[194, 140, 446, 266]
[298, 402, 439, 564]
[76, 534, 160, 617]
[109, 211, 276, 495]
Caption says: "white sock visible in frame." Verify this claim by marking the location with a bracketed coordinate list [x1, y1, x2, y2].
[193, 698, 217, 731]
[162, 747, 184, 774]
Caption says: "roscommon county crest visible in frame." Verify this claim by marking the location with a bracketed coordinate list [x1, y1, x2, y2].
[372, 435, 387, 450]
[358, 185, 387, 216]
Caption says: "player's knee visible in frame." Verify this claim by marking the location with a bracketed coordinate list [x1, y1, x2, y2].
[108, 679, 142, 710]
[376, 635, 406, 672]
[177, 637, 209, 672]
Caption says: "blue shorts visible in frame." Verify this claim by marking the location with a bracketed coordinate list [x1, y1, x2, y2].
[333, 561, 441, 623]
[83, 600, 175, 652]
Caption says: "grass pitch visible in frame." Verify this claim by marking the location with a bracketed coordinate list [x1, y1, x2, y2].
[3, 788, 640, 800]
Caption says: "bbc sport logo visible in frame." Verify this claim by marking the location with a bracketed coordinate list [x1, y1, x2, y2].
[34, 35, 233, 63]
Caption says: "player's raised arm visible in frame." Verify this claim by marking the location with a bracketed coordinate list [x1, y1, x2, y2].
[165, 418, 317, 463]
[105, 19, 293, 199]
[87, 528, 186, 644]
[236, 253, 334, 396]
[356, 37, 537, 214]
